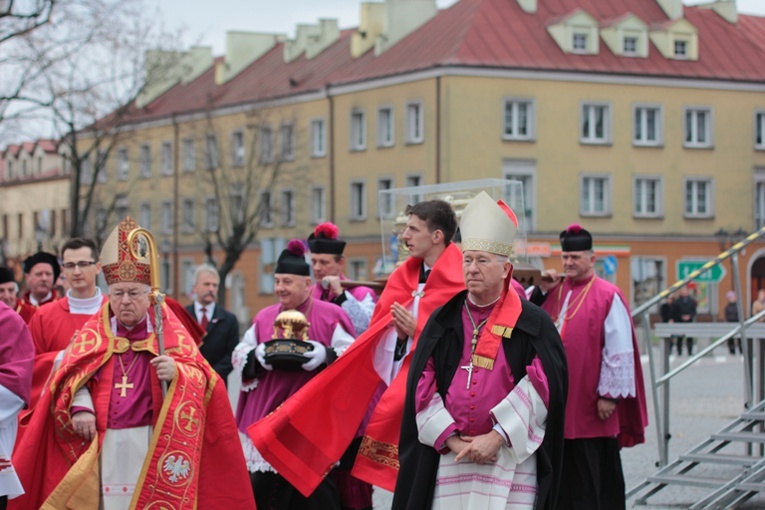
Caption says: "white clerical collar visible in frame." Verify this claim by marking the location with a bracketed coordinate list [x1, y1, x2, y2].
[67, 287, 103, 315]
[30, 291, 52, 306]
[110, 314, 154, 335]
[466, 293, 501, 308]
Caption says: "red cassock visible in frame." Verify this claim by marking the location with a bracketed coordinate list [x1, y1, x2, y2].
[14, 300, 36, 324]
[248, 243, 465, 495]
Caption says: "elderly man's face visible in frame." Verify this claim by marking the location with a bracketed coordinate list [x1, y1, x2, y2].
[462, 250, 510, 304]
[193, 272, 219, 306]
[26, 262, 55, 299]
[274, 274, 311, 310]
[561, 251, 595, 282]
[109, 282, 150, 328]
[0, 281, 18, 307]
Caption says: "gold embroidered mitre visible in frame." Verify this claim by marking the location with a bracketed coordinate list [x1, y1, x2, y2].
[459, 191, 519, 257]
[101, 216, 152, 285]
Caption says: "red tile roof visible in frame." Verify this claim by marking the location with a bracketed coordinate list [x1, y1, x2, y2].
[116, 0, 765, 125]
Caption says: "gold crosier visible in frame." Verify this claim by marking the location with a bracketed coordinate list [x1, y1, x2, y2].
[126, 227, 168, 398]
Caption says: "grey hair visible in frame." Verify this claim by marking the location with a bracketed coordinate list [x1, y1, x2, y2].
[193, 264, 220, 284]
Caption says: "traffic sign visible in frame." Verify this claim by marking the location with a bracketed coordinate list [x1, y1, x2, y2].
[676, 259, 726, 283]
[602, 255, 617, 275]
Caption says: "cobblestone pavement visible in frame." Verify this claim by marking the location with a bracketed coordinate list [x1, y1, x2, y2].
[373, 344, 765, 509]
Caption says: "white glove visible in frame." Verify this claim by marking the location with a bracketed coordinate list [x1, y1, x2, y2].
[301, 340, 327, 371]
[254, 343, 273, 371]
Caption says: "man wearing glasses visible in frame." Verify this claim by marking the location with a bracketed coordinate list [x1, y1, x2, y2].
[21, 238, 107, 431]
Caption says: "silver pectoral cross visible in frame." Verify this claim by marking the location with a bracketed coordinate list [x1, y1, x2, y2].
[461, 362, 474, 389]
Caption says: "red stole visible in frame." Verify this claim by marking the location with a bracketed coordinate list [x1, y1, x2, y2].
[247, 243, 465, 496]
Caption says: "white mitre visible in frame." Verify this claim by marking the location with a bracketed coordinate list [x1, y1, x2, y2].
[459, 191, 519, 257]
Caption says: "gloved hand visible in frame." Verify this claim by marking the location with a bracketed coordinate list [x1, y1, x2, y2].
[301, 340, 328, 371]
[255, 343, 273, 371]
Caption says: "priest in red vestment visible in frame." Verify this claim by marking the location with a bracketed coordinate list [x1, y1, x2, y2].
[11, 217, 255, 510]
[0, 301, 34, 508]
[530, 224, 648, 510]
[20, 251, 60, 307]
[248, 199, 465, 496]
[0, 267, 36, 324]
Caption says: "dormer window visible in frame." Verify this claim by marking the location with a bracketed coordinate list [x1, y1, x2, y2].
[623, 36, 638, 55]
[572, 33, 588, 53]
[674, 39, 688, 58]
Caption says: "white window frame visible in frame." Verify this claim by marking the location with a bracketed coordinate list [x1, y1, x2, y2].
[139, 202, 151, 230]
[231, 130, 245, 167]
[95, 151, 108, 184]
[350, 109, 366, 152]
[755, 168, 765, 230]
[580, 174, 612, 216]
[503, 98, 535, 141]
[633, 104, 663, 147]
[311, 118, 326, 157]
[377, 177, 395, 219]
[406, 101, 424, 144]
[683, 107, 714, 149]
[503, 159, 536, 232]
[160, 141, 173, 176]
[115, 194, 129, 221]
[205, 197, 219, 233]
[117, 147, 129, 181]
[280, 123, 295, 161]
[139, 144, 152, 179]
[182, 138, 195, 172]
[683, 177, 714, 219]
[406, 174, 423, 204]
[633, 175, 663, 218]
[754, 111, 765, 150]
[259, 191, 274, 228]
[280, 188, 295, 227]
[674, 39, 688, 59]
[181, 258, 196, 296]
[623, 36, 638, 56]
[205, 133, 219, 170]
[311, 186, 326, 224]
[347, 258, 368, 281]
[580, 102, 612, 145]
[350, 180, 367, 221]
[181, 198, 194, 233]
[258, 125, 274, 164]
[160, 200, 173, 234]
[572, 32, 589, 53]
[377, 106, 394, 148]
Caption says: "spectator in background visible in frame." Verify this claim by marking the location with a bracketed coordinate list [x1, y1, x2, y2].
[672, 286, 697, 356]
[724, 291, 742, 355]
[752, 289, 765, 321]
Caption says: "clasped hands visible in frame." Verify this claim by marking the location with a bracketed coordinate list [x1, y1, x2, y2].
[446, 430, 505, 465]
[391, 303, 416, 340]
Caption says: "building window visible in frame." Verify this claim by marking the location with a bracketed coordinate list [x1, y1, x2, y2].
[377, 106, 394, 148]
[503, 99, 534, 141]
[311, 186, 326, 224]
[205, 197, 219, 232]
[633, 177, 662, 217]
[350, 110, 366, 151]
[632, 257, 665, 310]
[311, 119, 326, 157]
[350, 181, 366, 221]
[280, 123, 295, 161]
[258, 126, 274, 164]
[114, 148, 128, 181]
[623, 36, 638, 55]
[231, 193, 244, 224]
[347, 258, 368, 281]
[572, 32, 588, 53]
[406, 101, 424, 144]
[684, 107, 713, 148]
[205, 133, 218, 170]
[755, 111, 765, 150]
[755, 170, 765, 229]
[139, 202, 151, 230]
[633, 105, 662, 146]
[81, 157, 92, 184]
[139, 144, 152, 178]
[160, 141, 172, 176]
[181, 198, 194, 233]
[259, 238, 285, 294]
[684, 178, 713, 218]
[181, 259, 196, 296]
[259, 191, 274, 227]
[231, 130, 245, 167]
[580, 175, 611, 216]
[182, 138, 195, 172]
[96, 151, 108, 183]
[581, 103, 611, 144]
[406, 174, 423, 204]
[378, 177, 395, 219]
[161, 201, 173, 234]
[280, 189, 295, 226]
[503, 159, 536, 231]
[674, 39, 688, 58]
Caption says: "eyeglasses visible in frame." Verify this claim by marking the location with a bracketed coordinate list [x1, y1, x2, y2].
[111, 290, 149, 301]
[62, 261, 97, 270]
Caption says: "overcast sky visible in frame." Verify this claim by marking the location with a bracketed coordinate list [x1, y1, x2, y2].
[146, 0, 765, 55]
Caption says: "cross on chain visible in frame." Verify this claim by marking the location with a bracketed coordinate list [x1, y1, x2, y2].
[115, 375, 134, 397]
[460, 362, 474, 389]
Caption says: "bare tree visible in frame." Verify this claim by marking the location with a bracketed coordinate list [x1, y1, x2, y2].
[0, 0, 56, 45]
[196, 108, 308, 308]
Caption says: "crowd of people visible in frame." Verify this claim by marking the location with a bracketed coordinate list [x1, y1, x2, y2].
[0, 194, 651, 510]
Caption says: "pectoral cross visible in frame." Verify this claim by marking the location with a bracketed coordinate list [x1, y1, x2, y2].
[115, 375, 134, 397]
[461, 362, 474, 389]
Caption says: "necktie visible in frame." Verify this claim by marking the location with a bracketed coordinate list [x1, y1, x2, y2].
[200, 307, 209, 330]
[419, 268, 431, 284]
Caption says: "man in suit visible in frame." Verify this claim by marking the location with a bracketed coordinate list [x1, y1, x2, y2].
[187, 264, 239, 385]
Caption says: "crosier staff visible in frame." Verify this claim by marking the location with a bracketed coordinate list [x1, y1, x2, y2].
[126, 228, 167, 398]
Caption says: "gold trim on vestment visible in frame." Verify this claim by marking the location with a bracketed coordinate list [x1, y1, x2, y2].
[358, 436, 400, 470]
[41, 432, 101, 509]
[472, 354, 495, 370]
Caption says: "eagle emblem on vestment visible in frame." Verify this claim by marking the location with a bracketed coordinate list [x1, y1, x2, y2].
[163, 454, 190, 483]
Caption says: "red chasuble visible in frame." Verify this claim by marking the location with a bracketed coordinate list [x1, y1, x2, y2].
[14, 299, 36, 324]
[11, 302, 255, 510]
[248, 243, 465, 496]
